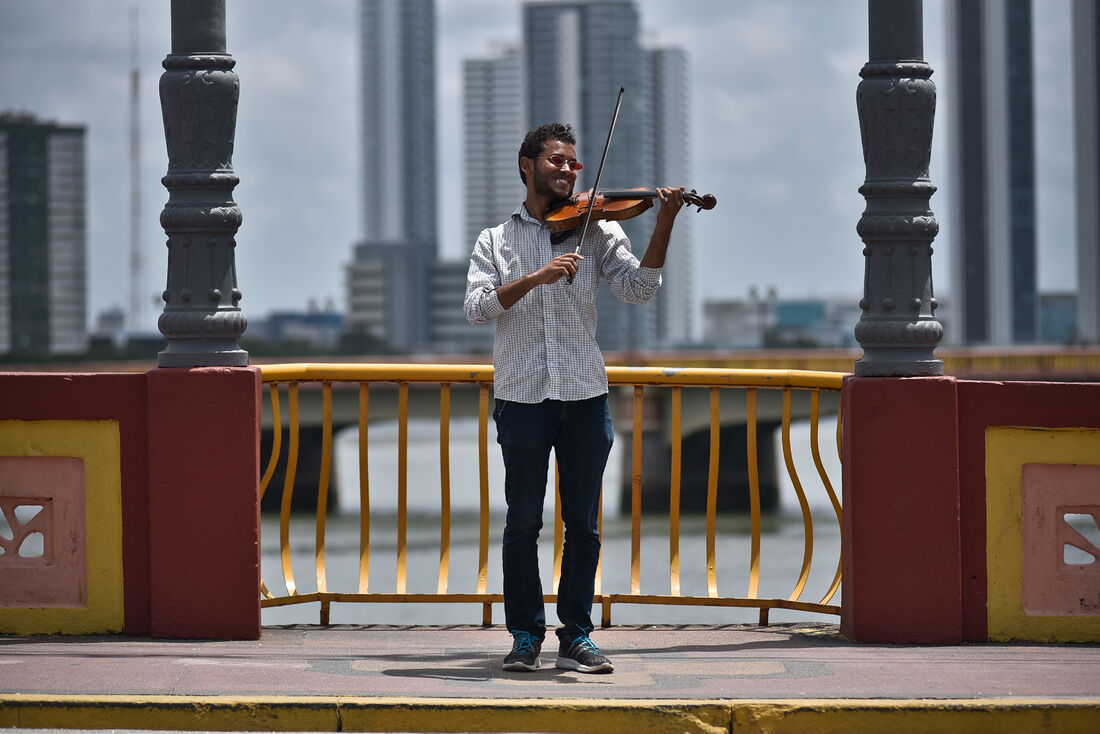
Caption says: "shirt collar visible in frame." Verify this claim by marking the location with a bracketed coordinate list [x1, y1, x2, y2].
[514, 203, 543, 225]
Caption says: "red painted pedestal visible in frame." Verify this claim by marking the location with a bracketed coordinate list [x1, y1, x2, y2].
[146, 367, 261, 639]
[841, 376, 963, 643]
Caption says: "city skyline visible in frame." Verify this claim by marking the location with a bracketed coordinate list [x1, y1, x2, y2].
[0, 0, 1078, 344]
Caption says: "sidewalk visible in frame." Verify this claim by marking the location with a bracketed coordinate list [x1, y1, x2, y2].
[2, 623, 1099, 732]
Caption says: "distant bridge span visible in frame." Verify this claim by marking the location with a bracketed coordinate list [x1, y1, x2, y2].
[602, 346, 1100, 383]
[233, 344, 1096, 433]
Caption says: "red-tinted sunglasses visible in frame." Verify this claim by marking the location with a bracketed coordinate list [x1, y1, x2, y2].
[537, 154, 583, 171]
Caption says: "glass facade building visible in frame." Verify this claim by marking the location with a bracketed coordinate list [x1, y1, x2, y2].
[646, 46, 693, 347]
[462, 45, 527, 248]
[348, 0, 437, 351]
[472, 0, 693, 350]
[351, 0, 694, 353]
[360, 0, 436, 246]
[1074, 0, 1100, 344]
[0, 114, 87, 355]
[946, 0, 1037, 345]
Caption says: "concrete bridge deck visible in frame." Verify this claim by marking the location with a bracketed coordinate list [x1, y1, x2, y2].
[2, 624, 1098, 732]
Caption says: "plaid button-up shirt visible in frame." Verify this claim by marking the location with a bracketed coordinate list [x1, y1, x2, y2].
[464, 204, 662, 404]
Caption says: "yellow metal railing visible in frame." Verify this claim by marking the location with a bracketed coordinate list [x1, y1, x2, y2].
[258, 363, 846, 626]
[611, 346, 1100, 380]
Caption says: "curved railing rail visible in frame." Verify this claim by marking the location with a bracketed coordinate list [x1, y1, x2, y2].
[257, 363, 846, 626]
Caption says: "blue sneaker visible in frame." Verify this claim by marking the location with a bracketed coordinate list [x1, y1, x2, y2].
[556, 633, 613, 673]
[502, 630, 541, 671]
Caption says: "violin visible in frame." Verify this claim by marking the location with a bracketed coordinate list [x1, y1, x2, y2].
[544, 187, 717, 233]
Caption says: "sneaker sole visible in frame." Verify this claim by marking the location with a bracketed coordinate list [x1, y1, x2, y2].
[502, 658, 541, 671]
[555, 657, 613, 673]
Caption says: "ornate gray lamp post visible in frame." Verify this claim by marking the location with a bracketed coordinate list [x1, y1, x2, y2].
[157, 0, 247, 367]
[854, 0, 943, 376]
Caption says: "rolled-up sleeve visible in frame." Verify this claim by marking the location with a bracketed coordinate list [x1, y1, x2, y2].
[598, 222, 663, 304]
[464, 229, 507, 325]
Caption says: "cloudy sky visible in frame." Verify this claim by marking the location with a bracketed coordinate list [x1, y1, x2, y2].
[0, 0, 1076, 338]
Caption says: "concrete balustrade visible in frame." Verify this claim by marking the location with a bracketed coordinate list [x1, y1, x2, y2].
[0, 368, 262, 639]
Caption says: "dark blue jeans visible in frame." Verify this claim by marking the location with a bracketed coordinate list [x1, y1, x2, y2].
[494, 395, 614, 644]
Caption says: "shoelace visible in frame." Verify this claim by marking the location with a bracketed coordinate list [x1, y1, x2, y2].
[571, 634, 601, 654]
[511, 631, 537, 653]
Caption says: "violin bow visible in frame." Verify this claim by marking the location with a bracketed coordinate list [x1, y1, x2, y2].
[568, 85, 625, 285]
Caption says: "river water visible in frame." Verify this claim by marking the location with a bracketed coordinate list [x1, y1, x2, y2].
[260, 418, 844, 628]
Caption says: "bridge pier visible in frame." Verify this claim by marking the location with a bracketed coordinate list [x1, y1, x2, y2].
[261, 420, 782, 518]
[619, 424, 780, 515]
[259, 384, 824, 517]
[259, 425, 351, 514]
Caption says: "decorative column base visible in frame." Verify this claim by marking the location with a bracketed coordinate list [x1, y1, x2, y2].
[157, 346, 248, 369]
[854, 356, 943, 377]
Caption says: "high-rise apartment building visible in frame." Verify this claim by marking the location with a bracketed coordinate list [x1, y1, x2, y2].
[523, 0, 655, 351]
[462, 45, 527, 248]
[946, 0, 1038, 345]
[646, 46, 693, 346]
[524, 1, 648, 189]
[350, 0, 693, 354]
[347, 0, 437, 351]
[346, 240, 434, 352]
[428, 258, 494, 353]
[359, 0, 436, 246]
[460, 0, 691, 351]
[0, 113, 87, 355]
[1074, 0, 1100, 344]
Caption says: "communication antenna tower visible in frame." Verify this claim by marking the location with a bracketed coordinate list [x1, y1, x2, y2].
[129, 5, 143, 333]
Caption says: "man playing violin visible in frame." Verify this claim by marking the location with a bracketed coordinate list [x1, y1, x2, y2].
[464, 122, 685, 674]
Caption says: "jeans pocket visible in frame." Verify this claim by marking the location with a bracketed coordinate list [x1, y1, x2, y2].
[493, 399, 509, 446]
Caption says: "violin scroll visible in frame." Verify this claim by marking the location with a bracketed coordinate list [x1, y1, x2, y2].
[684, 189, 717, 212]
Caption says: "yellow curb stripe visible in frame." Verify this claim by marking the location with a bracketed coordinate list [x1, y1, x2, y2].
[1, 695, 339, 733]
[1, 695, 1098, 734]
[730, 698, 1100, 734]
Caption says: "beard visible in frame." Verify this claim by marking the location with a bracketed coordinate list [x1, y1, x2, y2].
[531, 165, 575, 202]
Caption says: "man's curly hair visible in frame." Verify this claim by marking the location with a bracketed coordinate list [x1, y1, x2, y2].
[518, 122, 576, 185]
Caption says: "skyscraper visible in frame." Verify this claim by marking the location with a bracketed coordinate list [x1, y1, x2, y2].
[347, 0, 437, 352]
[462, 44, 527, 247]
[359, 0, 436, 246]
[1074, 0, 1100, 344]
[0, 113, 87, 356]
[524, 1, 648, 190]
[510, 0, 691, 351]
[646, 46, 693, 346]
[946, 0, 1037, 345]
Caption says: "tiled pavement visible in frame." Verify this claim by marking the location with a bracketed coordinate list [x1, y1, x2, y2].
[2, 623, 1099, 732]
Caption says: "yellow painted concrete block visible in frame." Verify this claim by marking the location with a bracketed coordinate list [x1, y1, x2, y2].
[0, 420, 124, 634]
[986, 426, 1100, 642]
